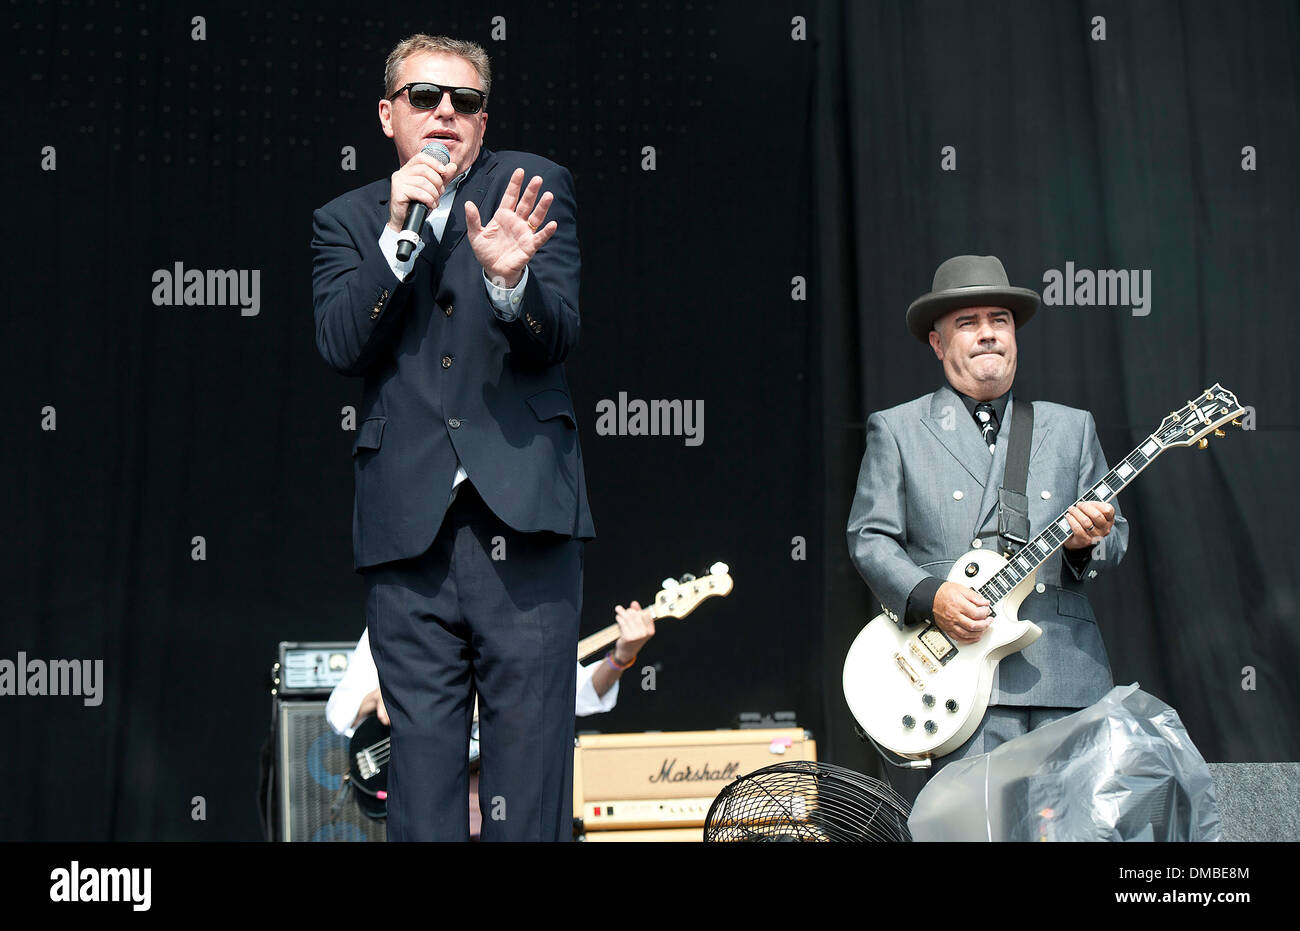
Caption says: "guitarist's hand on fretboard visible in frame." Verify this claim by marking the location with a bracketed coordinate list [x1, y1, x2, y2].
[612, 600, 656, 663]
[1062, 501, 1117, 550]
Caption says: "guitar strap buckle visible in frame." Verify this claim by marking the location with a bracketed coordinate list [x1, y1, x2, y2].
[997, 488, 1031, 556]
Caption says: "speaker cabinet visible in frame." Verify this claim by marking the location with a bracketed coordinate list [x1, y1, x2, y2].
[276, 700, 386, 842]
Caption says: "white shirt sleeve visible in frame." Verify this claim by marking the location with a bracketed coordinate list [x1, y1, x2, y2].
[482, 266, 529, 321]
[574, 659, 619, 717]
[377, 225, 424, 282]
[325, 629, 380, 738]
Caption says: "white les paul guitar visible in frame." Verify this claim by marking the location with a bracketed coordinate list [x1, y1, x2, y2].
[842, 384, 1247, 763]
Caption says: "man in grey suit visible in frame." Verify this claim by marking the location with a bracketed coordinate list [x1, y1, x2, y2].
[847, 255, 1129, 771]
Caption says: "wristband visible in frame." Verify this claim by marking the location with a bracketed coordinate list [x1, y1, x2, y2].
[606, 649, 636, 671]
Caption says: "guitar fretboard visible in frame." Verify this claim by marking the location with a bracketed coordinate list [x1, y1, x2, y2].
[977, 434, 1164, 603]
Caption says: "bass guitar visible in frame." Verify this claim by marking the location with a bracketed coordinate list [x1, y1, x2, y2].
[348, 563, 734, 818]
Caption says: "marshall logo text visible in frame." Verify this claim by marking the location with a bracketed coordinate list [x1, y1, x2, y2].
[649, 758, 741, 784]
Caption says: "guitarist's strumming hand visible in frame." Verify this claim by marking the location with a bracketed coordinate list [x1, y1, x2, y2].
[932, 582, 991, 644]
[353, 687, 390, 730]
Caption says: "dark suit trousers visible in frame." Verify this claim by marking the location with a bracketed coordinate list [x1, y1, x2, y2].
[364, 481, 582, 841]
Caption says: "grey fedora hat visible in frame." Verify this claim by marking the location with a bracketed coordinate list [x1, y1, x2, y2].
[906, 255, 1040, 343]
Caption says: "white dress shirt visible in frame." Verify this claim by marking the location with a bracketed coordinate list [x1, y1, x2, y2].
[325, 628, 619, 738]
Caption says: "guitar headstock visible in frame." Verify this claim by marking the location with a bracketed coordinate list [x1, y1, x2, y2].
[654, 562, 734, 618]
[1153, 384, 1247, 450]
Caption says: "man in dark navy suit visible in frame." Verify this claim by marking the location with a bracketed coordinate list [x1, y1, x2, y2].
[311, 34, 594, 841]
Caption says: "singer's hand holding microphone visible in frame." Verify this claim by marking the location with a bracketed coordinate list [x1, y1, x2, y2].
[388, 141, 458, 259]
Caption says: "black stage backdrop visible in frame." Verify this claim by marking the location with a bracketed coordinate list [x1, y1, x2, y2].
[1, 0, 1296, 841]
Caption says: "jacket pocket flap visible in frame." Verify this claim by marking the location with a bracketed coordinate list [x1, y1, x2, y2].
[526, 389, 576, 426]
[352, 417, 387, 455]
[1057, 589, 1095, 621]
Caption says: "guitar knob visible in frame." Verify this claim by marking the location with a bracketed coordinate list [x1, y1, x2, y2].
[1214, 429, 1225, 437]
[965, 562, 979, 577]
[924, 720, 938, 734]
[922, 693, 935, 708]
[1197, 438, 1209, 450]
[901, 715, 915, 730]
[945, 699, 959, 713]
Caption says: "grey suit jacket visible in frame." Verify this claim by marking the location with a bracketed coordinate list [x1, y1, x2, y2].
[846, 384, 1129, 708]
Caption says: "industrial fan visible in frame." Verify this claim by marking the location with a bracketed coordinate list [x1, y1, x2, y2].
[703, 760, 912, 842]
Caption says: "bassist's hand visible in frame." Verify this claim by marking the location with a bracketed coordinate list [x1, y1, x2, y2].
[932, 582, 991, 644]
[354, 686, 390, 728]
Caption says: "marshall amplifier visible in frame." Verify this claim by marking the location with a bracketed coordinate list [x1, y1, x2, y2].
[573, 727, 817, 833]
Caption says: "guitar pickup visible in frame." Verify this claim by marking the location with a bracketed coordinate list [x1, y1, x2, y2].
[918, 626, 957, 664]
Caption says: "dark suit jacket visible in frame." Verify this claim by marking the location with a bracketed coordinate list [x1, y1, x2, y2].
[311, 147, 596, 570]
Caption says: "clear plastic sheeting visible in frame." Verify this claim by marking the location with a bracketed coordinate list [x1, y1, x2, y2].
[908, 684, 1222, 841]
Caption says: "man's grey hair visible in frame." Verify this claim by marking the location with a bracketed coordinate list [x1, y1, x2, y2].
[383, 34, 491, 100]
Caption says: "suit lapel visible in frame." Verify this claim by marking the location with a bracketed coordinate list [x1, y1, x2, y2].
[420, 149, 497, 272]
[921, 384, 994, 487]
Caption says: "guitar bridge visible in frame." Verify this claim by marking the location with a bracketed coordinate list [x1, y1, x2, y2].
[356, 751, 379, 780]
[892, 653, 925, 690]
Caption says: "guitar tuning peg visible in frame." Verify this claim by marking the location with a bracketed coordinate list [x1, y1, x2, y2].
[679, 573, 696, 583]
[661, 578, 678, 590]
[1213, 429, 1225, 437]
[1197, 438, 1209, 450]
[710, 562, 729, 576]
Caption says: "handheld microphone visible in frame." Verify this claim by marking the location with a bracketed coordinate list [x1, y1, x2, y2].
[395, 141, 452, 262]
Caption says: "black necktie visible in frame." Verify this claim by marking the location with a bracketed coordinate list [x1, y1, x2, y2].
[973, 402, 999, 454]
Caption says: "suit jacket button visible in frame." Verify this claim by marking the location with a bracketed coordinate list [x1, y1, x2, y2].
[1035, 583, 1046, 593]
[441, 355, 453, 369]
[444, 304, 454, 316]
[448, 418, 462, 429]
[370, 308, 381, 320]
[1041, 490, 1052, 499]
[971, 538, 982, 549]
[952, 490, 964, 500]
[1088, 569, 1098, 579]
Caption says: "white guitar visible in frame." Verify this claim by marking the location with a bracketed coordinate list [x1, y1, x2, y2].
[842, 385, 1247, 763]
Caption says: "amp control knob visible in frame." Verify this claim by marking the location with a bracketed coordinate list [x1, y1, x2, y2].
[902, 715, 916, 729]
[922, 693, 936, 707]
[945, 699, 959, 713]
[924, 720, 938, 734]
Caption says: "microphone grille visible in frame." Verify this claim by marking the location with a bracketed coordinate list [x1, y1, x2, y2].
[421, 141, 451, 164]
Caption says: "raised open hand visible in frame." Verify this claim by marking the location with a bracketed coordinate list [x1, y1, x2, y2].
[464, 168, 558, 289]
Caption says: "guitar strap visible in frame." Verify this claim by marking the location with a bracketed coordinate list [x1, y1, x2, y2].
[997, 400, 1034, 557]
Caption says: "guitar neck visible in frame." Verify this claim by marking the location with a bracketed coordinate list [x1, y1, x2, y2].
[977, 432, 1165, 603]
[575, 602, 671, 663]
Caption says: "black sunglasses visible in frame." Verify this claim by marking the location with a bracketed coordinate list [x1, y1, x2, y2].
[388, 82, 487, 115]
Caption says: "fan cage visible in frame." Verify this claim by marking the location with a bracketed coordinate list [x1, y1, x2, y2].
[704, 759, 912, 842]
